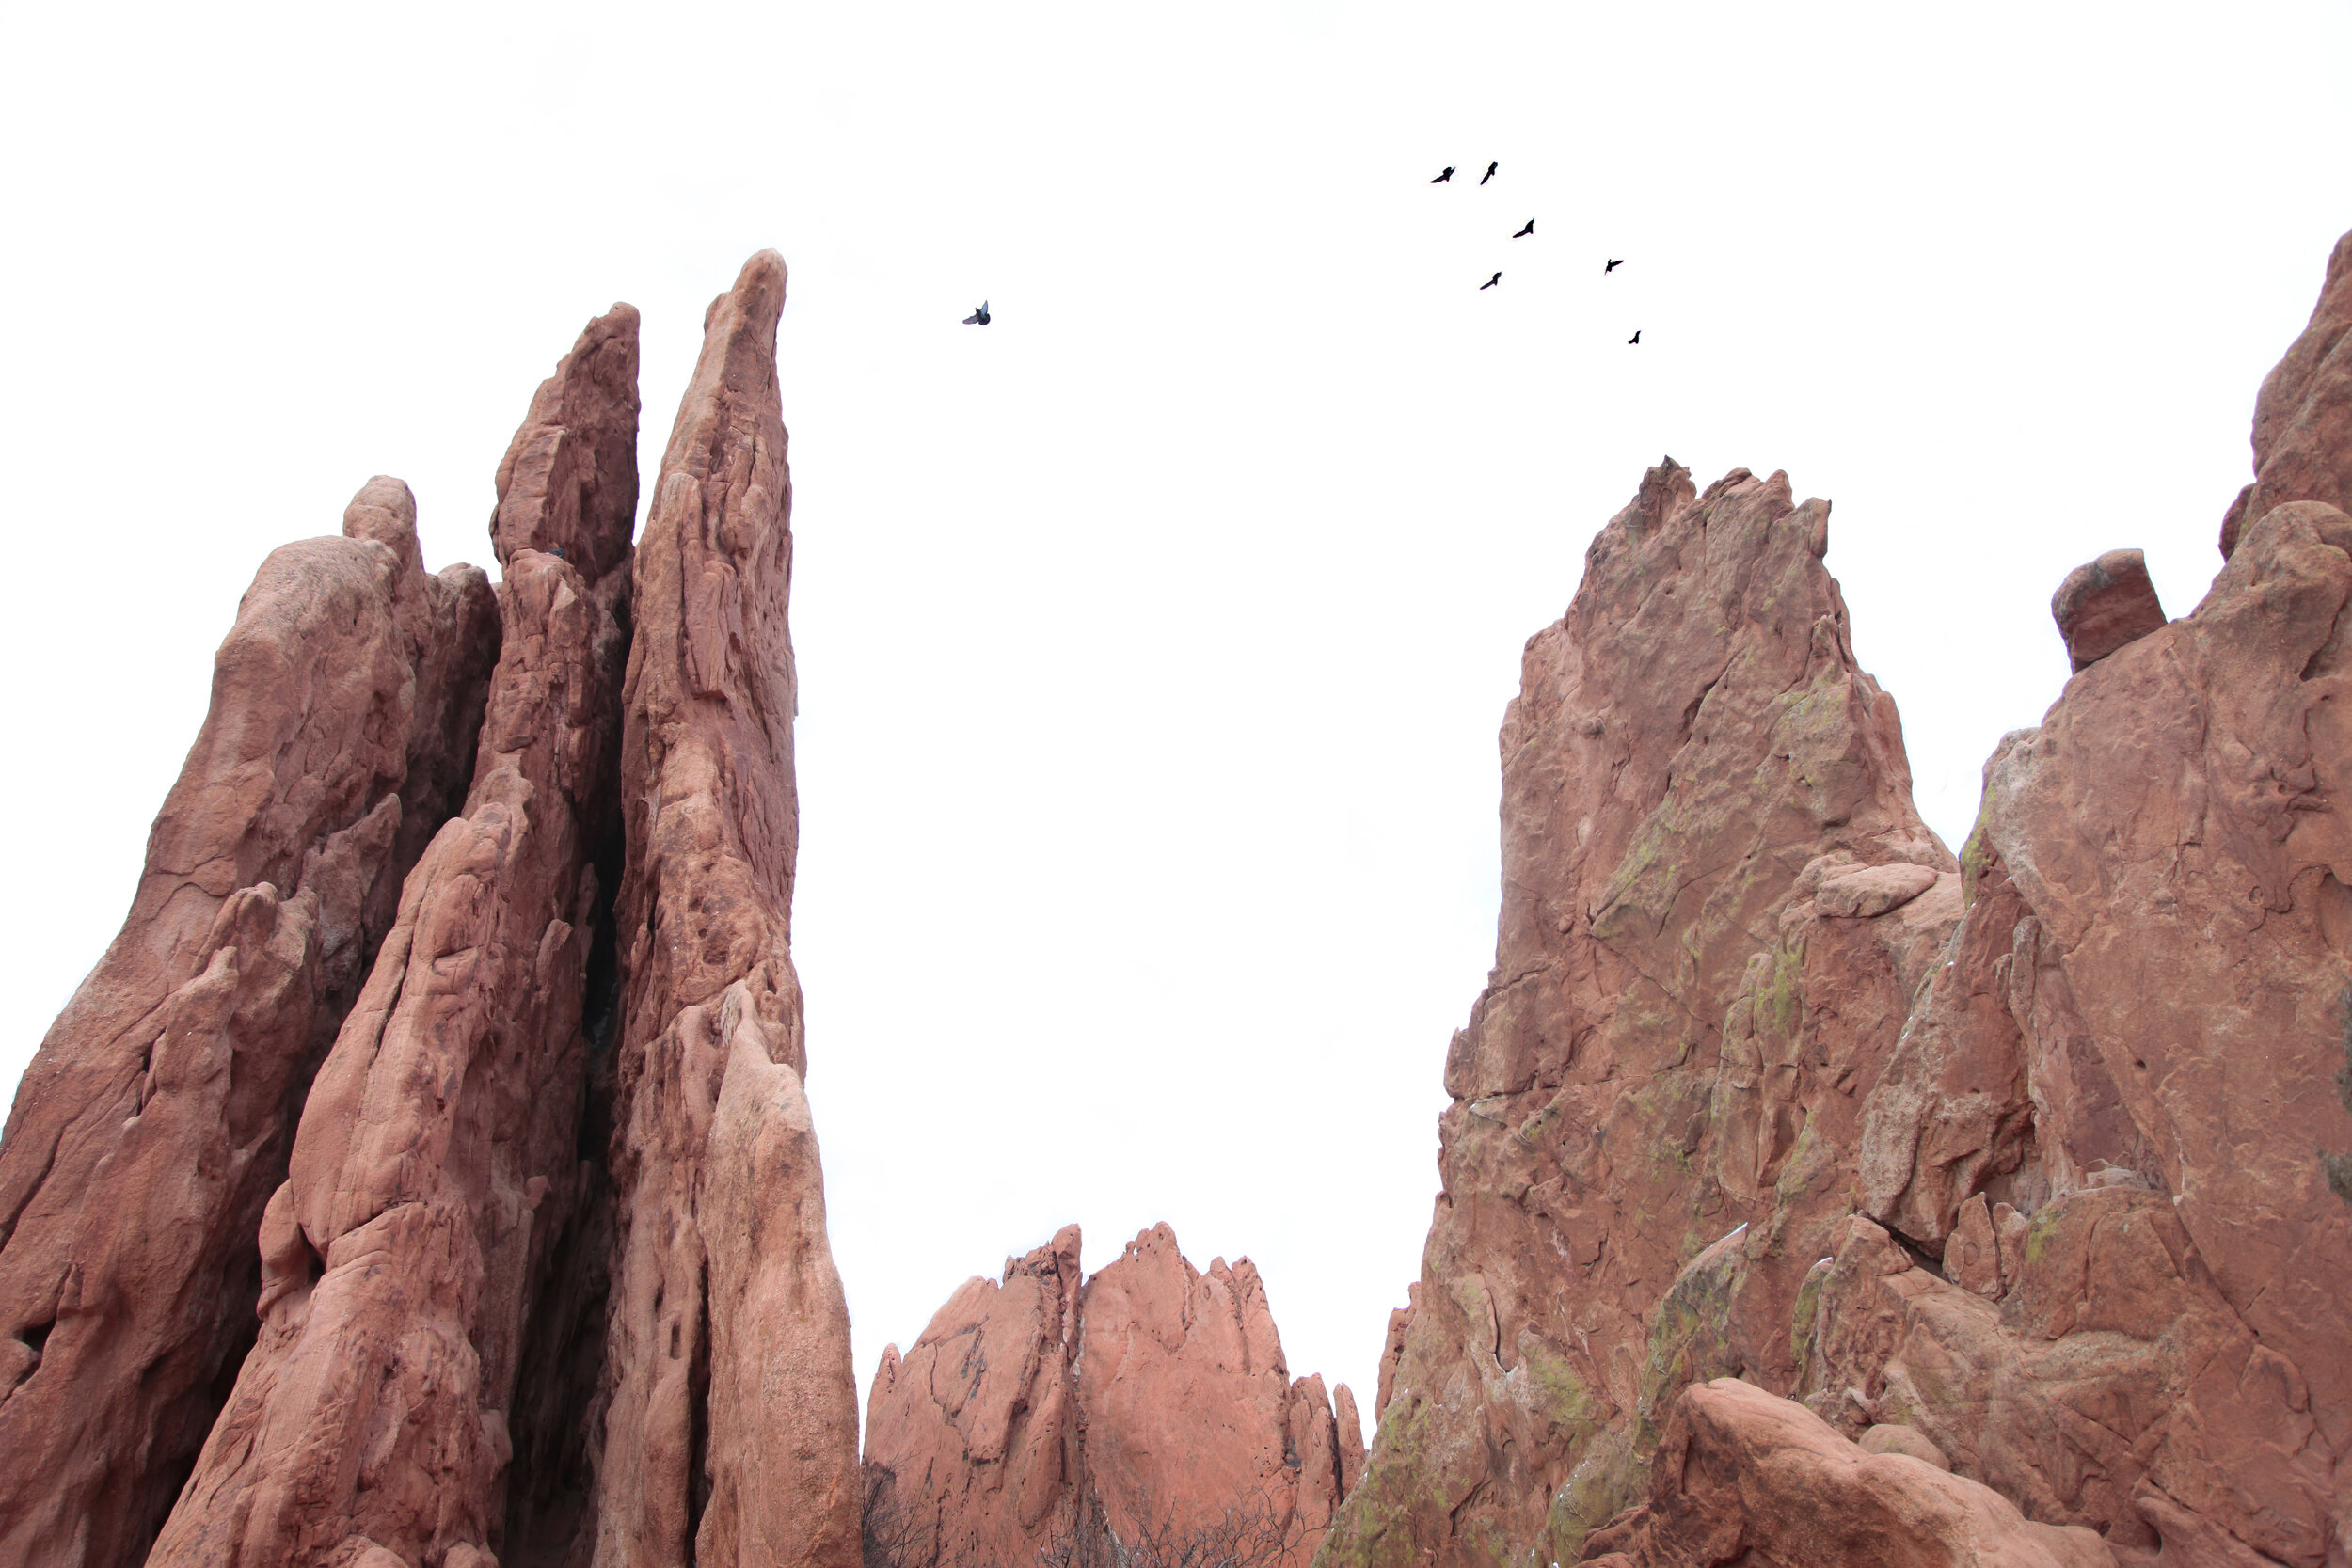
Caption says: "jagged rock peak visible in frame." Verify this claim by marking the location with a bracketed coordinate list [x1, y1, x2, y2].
[591, 247, 859, 1568]
[492, 302, 642, 582]
[1321, 458, 1958, 1568]
[865, 1224, 1356, 1568]
[147, 305, 641, 1568]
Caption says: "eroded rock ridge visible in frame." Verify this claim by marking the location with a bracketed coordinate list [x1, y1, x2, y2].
[863, 1225, 1362, 1568]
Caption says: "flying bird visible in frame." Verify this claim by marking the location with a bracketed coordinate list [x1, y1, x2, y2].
[1605, 258, 1625, 273]
[1480, 272, 1502, 290]
[962, 301, 991, 325]
[1512, 219, 1534, 238]
[1628, 330, 1641, 344]
[1431, 166, 1455, 183]
[1479, 161, 1499, 184]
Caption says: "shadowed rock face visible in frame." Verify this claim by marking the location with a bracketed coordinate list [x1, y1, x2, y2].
[1317, 461, 1956, 1568]
[146, 306, 640, 1568]
[862, 1225, 1361, 1568]
[588, 249, 860, 1568]
[0, 480, 499, 1568]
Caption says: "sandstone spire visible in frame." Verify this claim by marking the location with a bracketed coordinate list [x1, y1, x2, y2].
[0, 478, 499, 1568]
[588, 250, 860, 1568]
[146, 305, 641, 1568]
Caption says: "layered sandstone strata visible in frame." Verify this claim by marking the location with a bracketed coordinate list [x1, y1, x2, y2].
[0, 479, 498, 1568]
[863, 1224, 1361, 1568]
[1318, 460, 1959, 1568]
[588, 249, 860, 1568]
[147, 306, 641, 1568]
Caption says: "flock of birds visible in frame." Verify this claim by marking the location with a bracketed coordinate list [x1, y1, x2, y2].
[961, 160, 1635, 341]
[1436, 160, 1636, 342]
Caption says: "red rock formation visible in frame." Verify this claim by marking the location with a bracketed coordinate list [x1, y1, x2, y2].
[589, 249, 860, 1568]
[0, 479, 497, 1568]
[1577, 1379, 2115, 1568]
[1319, 461, 1958, 1568]
[146, 306, 640, 1568]
[2220, 227, 2352, 558]
[1339, 228, 2352, 1568]
[863, 1225, 1359, 1568]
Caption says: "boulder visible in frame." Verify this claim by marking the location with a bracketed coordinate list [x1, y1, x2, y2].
[1578, 1378, 2115, 1568]
[2050, 548, 2166, 672]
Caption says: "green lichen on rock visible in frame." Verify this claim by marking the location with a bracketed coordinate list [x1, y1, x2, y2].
[1635, 1227, 1750, 1453]
[1788, 1259, 1831, 1388]
[1312, 1392, 1445, 1568]
[1536, 1427, 1636, 1568]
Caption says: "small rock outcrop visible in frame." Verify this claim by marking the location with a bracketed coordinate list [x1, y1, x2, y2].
[2050, 548, 2167, 672]
[2220, 227, 2352, 558]
[146, 306, 641, 1568]
[0, 479, 498, 1567]
[589, 249, 860, 1568]
[863, 1224, 1361, 1568]
[1320, 461, 1959, 1568]
[1578, 1379, 2114, 1568]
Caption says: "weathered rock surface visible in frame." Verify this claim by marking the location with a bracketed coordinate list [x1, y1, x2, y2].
[2050, 548, 2167, 672]
[863, 1224, 1360, 1568]
[1843, 497, 2352, 1561]
[1337, 226, 2352, 1568]
[0, 480, 498, 1568]
[147, 306, 641, 1568]
[1321, 461, 1959, 1568]
[2221, 227, 2352, 559]
[589, 249, 860, 1568]
[1575, 1379, 2115, 1568]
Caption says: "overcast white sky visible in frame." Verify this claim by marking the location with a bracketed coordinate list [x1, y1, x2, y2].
[2, 2, 2346, 1444]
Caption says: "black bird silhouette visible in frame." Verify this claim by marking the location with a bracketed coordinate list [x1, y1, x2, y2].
[1512, 219, 1534, 239]
[1431, 166, 1455, 183]
[1628, 330, 1641, 344]
[1605, 258, 1625, 274]
[1480, 272, 1502, 290]
[1479, 161, 1499, 185]
[962, 301, 991, 325]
